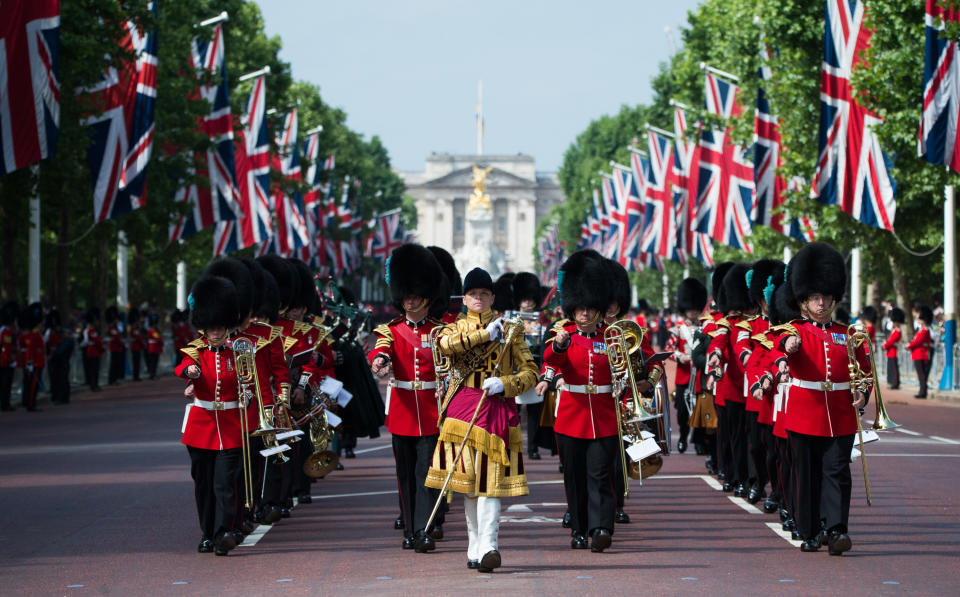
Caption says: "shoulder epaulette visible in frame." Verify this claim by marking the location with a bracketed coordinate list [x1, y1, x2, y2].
[751, 333, 774, 350]
[387, 316, 404, 326]
[373, 323, 393, 340]
[736, 320, 754, 331]
[769, 322, 800, 336]
[187, 338, 205, 348]
[283, 336, 298, 353]
[269, 325, 283, 343]
[181, 343, 201, 364]
[715, 317, 731, 329]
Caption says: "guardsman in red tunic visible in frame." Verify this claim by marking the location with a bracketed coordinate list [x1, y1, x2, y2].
[18, 303, 45, 411]
[778, 243, 871, 555]
[176, 275, 245, 556]
[0, 302, 19, 412]
[172, 310, 194, 367]
[883, 307, 905, 389]
[706, 263, 757, 497]
[700, 262, 733, 485]
[428, 245, 464, 324]
[80, 307, 105, 391]
[105, 306, 126, 384]
[859, 306, 878, 345]
[669, 279, 709, 455]
[543, 250, 640, 553]
[907, 306, 934, 398]
[145, 314, 164, 379]
[128, 308, 145, 381]
[369, 244, 449, 552]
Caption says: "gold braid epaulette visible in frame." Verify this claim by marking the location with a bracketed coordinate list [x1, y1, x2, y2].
[715, 317, 731, 330]
[736, 319, 754, 331]
[769, 322, 800, 336]
[283, 336, 298, 353]
[544, 318, 570, 346]
[373, 323, 393, 350]
[181, 338, 204, 363]
[751, 333, 774, 350]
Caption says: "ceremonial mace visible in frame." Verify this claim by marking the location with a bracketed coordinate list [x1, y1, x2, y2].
[423, 317, 523, 532]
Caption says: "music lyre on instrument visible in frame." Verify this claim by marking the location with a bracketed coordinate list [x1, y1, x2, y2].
[423, 317, 524, 533]
[232, 337, 257, 510]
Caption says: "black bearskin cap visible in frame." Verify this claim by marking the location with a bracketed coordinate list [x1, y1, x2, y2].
[204, 257, 254, 320]
[104, 305, 119, 324]
[748, 259, 784, 305]
[492, 273, 516, 313]
[789, 242, 846, 303]
[559, 249, 607, 318]
[387, 244, 449, 318]
[859, 305, 877, 324]
[170, 309, 183, 324]
[676, 278, 708, 313]
[512, 272, 542, 309]
[636, 298, 652, 314]
[85, 307, 100, 324]
[287, 259, 316, 310]
[241, 258, 279, 323]
[189, 275, 241, 330]
[603, 258, 631, 319]
[19, 302, 43, 330]
[0, 302, 18, 326]
[710, 262, 735, 300]
[428, 246, 462, 295]
[257, 255, 298, 311]
[769, 277, 802, 325]
[889, 307, 905, 324]
[719, 263, 754, 313]
[45, 308, 62, 329]
[917, 305, 934, 324]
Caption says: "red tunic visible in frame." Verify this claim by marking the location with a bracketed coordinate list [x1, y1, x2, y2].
[368, 316, 441, 436]
[82, 325, 105, 358]
[173, 322, 194, 352]
[544, 322, 618, 440]
[882, 328, 902, 359]
[276, 317, 325, 381]
[237, 323, 288, 429]
[782, 320, 871, 437]
[107, 323, 124, 352]
[667, 319, 696, 386]
[176, 340, 243, 450]
[1, 325, 18, 367]
[146, 329, 164, 355]
[707, 314, 747, 406]
[734, 316, 769, 413]
[129, 324, 145, 352]
[20, 330, 45, 369]
[906, 326, 932, 361]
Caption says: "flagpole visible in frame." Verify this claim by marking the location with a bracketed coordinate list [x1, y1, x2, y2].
[176, 240, 187, 311]
[940, 184, 956, 391]
[626, 147, 648, 157]
[238, 66, 271, 82]
[28, 165, 40, 303]
[199, 11, 228, 27]
[117, 231, 129, 308]
[645, 123, 675, 139]
[850, 248, 862, 316]
[699, 62, 739, 82]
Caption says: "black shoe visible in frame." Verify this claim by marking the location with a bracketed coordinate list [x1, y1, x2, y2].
[718, 471, 726, 481]
[678, 439, 687, 453]
[197, 538, 214, 553]
[467, 559, 480, 569]
[819, 530, 830, 547]
[695, 444, 706, 455]
[747, 487, 765, 504]
[783, 518, 796, 532]
[827, 531, 852, 555]
[262, 506, 281, 524]
[561, 511, 572, 528]
[799, 538, 820, 552]
[733, 483, 747, 498]
[791, 529, 801, 541]
[280, 507, 291, 519]
[402, 536, 415, 550]
[615, 509, 631, 524]
[591, 529, 612, 552]
[336, 462, 345, 470]
[528, 450, 541, 460]
[394, 516, 405, 530]
[428, 526, 443, 540]
[298, 494, 312, 504]
[344, 448, 355, 458]
[779, 508, 789, 523]
[478, 550, 501, 572]
[214, 533, 237, 556]
[570, 534, 588, 549]
[705, 459, 717, 475]
[888, 385, 899, 390]
[722, 482, 734, 493]
[240, 519, 256, 535]
[763, 499, 779, 514]
[413, 531, 436, 553]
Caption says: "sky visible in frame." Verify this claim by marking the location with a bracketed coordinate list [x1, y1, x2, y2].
[256, 1, 703, 173]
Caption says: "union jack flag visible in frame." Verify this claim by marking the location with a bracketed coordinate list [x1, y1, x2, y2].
[673, 106, 714, 266]
[812, 0, 896, 231]
[271, 109, 309, 256]
[301, 132, 325, 267]
[587, 188, 603, 252]
[538, 222, 564, 285]
[704, 71, 743, 119]
[641, 131, 685, 264]
[81, 2, 157, 223]
[0, 0, 60, 175]
[600, 174, 621, 261]
[213, 75, 272, 255]
[169, 23, 241, 242]
[365, 209, 406, 264]
[694, 127, 754, 253]
[920, 1, 960, 172]
[611, 164, 644, 269]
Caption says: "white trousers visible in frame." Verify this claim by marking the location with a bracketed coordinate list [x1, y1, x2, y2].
[464, 495, 501, 560]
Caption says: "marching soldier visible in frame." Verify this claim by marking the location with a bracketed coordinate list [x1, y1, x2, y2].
[368, 244, 449, 552]
[907, 305, 934, 399]
[128, 308, 145, 382]
[145, 313, 163, 380]
[45, 308, 73, 405]
[176, 275, 246, 556]
[105, 306, 126, 385]
[425, 267, 538, 572]
[508, 272, 547, 461]
[883, 307, 905, 389]
[80, 307, 105, 392]
[18, 302, 45, 412]
[778, 243, 870, 555]
[700, 262, 733, 484]
[428, 246, 463, 324]
[669, 278, 709, 454]
[1, 302, 19, 412]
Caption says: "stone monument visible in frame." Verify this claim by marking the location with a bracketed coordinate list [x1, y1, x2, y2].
[454, 164, 507, 278]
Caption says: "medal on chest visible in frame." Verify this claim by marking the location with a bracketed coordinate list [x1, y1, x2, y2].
[225, 355, 234, 372]
[421, 333, 430, 349]
[593, 341, 606, 354]
[830, 332, 846, 345]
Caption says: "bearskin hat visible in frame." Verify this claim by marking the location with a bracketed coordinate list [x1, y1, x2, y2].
[492, 273, 516, 313]
[0, 302, 18, 326]
[204, 257, 254, 320]
[789, 242, 846, 303]
[559, 249, 607, 318]
[636, 298, 652, 314]
[428, 246, 462, 296]
[19, 302, 43, 330]
[104, 305, 119, 324]
[676, 278, 708, 313]
[859, 305, 878, 324]
[387, 243, 448, 318]
[603, 258, 631, 319]
[256, 255, 298, 311]
[917, 305, 934, 324]
[889, 307, 905, 324]
[769, 276, 802, 325]
[710, 262, 735, 301]
[85, 307, 100, 324]
[45, 308, 62, 330]
[719, 263, 754, 314]
[240, 258, 279, 323]
[189, 275, 241, 330]
[287, 259, 316, 310]
[748, 259, 784, 305]
[512, 272, 542, 310]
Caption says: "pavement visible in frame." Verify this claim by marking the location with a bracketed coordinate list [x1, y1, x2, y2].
[0, 373, 958, 596]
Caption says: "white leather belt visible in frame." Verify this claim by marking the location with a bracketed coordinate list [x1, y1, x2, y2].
[193, 398, 240, 410]
[564, 384, 613, 394]
[393, 380, 436, 391]
[791, 379, 851, 392]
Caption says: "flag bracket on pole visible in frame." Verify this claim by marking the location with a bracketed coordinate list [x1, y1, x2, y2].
[200, 11, 228, 27]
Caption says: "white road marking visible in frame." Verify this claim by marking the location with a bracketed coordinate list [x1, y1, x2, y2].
[311, 489, 398, 500]
[354, 444, 394, 455]
[727, 496, 762, 514]
[501, 515, 563, 523]
[239, 524, 271, 547]
[699, 475, 723, 490]
[894, 428, 921, 436]
[506, 504, 533, 512]
[929, 435, 960, 445]
[766, 522, 801, 546]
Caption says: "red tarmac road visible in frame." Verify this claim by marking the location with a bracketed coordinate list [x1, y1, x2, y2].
[0, 377, 958, 596]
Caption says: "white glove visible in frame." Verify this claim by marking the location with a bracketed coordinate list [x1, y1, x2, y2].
[485, 318, 503, 341]
[482, 377, 505, 395]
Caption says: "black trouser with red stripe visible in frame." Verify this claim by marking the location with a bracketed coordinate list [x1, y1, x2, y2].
[746, 410, 767, 490]
[392, 433, 442, 537]
[130, 350, 142, 381]
[715, 403, 730, 479]
[187, 446, 241, 541]
[108, 350, 125, 384]
[725, 401, 748, 486]
[21, 367, 43, 410]
[789, 431, 855, 540]
[557, 433, 617, 537]
[760, 424, 779, 500]
[776, 435, 793, 517]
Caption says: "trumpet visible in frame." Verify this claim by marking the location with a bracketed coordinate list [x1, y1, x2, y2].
[430, 325, 451, 416]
